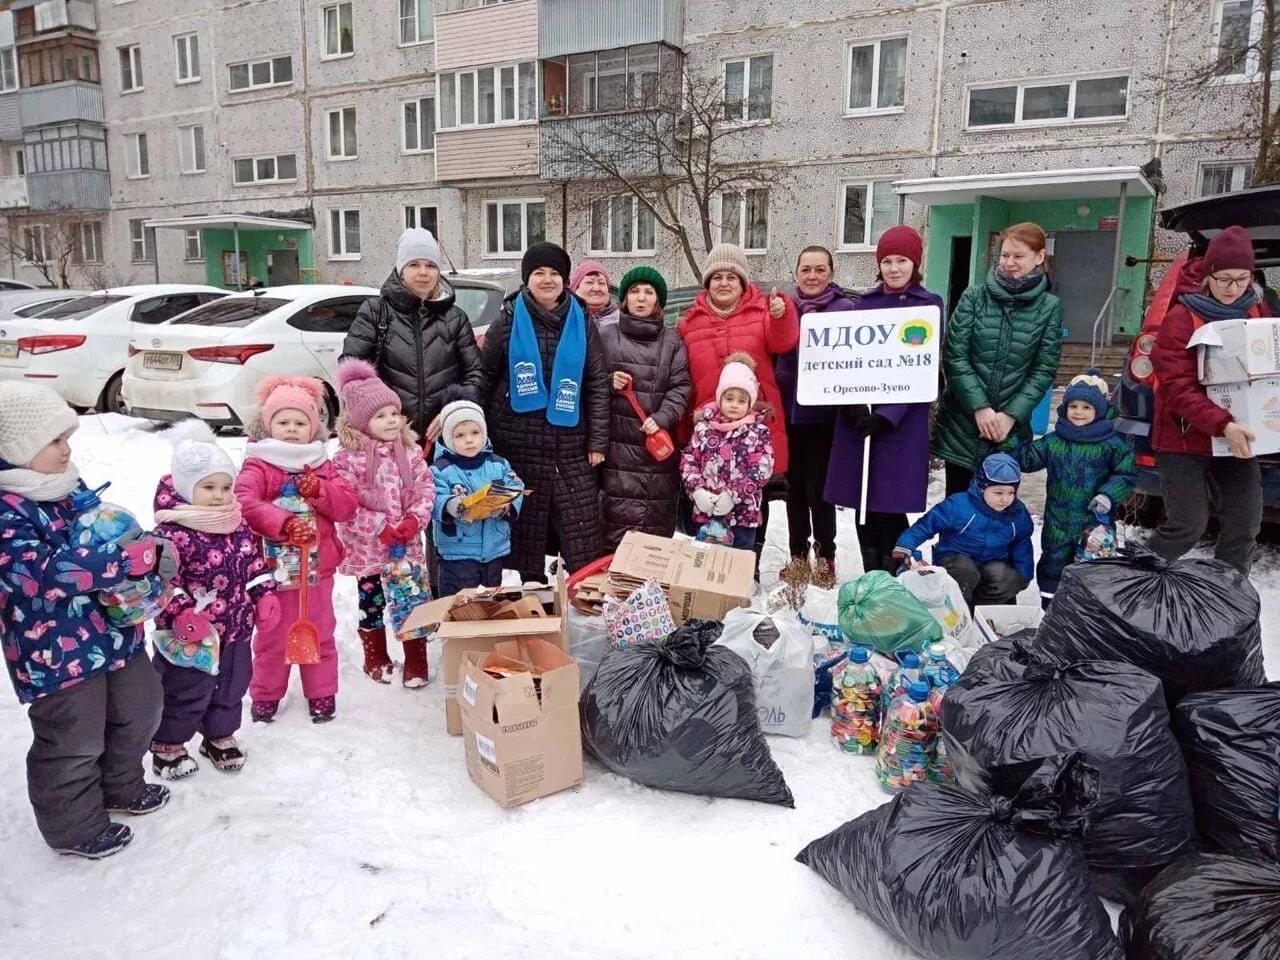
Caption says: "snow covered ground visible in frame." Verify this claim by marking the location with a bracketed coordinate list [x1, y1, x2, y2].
[1, 413, 1276, 960]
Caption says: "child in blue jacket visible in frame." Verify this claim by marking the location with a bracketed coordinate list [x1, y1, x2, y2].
[431, 388, 524, 596]
[892, 453, 1034, 608]
[0, 383, 174, 858]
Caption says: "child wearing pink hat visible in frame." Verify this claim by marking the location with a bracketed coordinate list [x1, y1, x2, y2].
[235, 375, 358, 724]
[332, 359, 436, 688]
[679, 352, 775, 554]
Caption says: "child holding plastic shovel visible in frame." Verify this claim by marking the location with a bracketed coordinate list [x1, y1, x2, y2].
[236, 376, 357, 724]
[598, 267, 693, 550]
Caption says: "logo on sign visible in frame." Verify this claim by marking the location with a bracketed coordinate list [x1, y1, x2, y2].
[900, 318, 935, 347]
[1264, 396, 1280, 432]
[554, 377, 579, 413]
[514, 360, 538, 397]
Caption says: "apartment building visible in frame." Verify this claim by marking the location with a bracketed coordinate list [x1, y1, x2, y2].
[0, 0, 1266, 347]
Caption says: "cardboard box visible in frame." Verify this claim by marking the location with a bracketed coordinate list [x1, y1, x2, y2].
[402, 573, 567, 735]
[974, 605, 1044, 648]
[457, 639, 583, 808]
[1189, 319, 1280, 384]
[1204, 377, 1280, 457]
[608, 532, 754, 625]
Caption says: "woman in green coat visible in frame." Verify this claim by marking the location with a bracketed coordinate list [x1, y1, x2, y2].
[935, 222, 1064, 494]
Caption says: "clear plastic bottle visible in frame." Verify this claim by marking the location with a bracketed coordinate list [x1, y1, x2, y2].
[880, 651, 923, 719]
[922, 643, 960, 689]
[922, 644, 959, 783]
[876, 680, 939, 793]
[380, 541, 432, 640]
[830, 646, 882, 755]
[71, 482, 171, 626]
[264, 478, 319, 589]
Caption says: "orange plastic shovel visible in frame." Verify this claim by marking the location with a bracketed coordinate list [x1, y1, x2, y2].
[285, 528, 320, 665]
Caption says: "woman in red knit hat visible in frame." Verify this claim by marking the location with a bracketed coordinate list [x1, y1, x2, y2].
[1149, 225, 1267, 573]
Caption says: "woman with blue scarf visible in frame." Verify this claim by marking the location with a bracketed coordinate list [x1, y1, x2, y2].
[478, 242, 610, 581]
[1150, 225, 1267, 574]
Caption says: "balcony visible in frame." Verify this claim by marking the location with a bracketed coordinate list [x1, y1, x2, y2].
[26, 169, 108, 211]
[18, 79, 103, 127]
[0, 175, 28, 208]
[435, 125, 538, 183]
[436, 0, 536, 72]
[0, 93, 21, 140]
[539, 0, 683, 59]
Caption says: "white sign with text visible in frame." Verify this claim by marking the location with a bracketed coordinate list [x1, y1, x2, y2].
[796, 305, 942, 406]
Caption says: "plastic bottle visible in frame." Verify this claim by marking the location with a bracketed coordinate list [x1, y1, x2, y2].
[922, 643, 960, 689]
[880, 651, 923, 719]
[263, 478, 320, 589]
[921, 644, 959, 783]
[875, 680, 938, 792]
[830, 646, 882, 755]
[71, 482, 171, 626]
[380, 541, 432, 640]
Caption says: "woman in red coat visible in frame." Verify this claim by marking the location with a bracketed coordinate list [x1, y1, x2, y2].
[678, 243, 799, 559]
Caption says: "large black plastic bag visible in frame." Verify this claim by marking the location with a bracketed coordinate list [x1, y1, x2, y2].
[1035, 551, 1264, 705]
[581, 618, 794, 806]
[944, 641, 1197, 904]
[796, 782, 1123, 960]
[1120, 854, 1280, 959]
[1173, 682, 1280, 861]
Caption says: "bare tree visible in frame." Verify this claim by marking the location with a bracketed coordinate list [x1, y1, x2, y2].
[541, 73, 788, 278]
[0, 207, 100, 288]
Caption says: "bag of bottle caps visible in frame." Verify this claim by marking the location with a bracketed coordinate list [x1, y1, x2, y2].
[71, 482, 171, 627]
[381, 541, 431, 640]
[264, 478, 320, 590]
[876, 681, 937, 792]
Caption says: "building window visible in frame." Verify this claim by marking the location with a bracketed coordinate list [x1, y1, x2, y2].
[12, 147, 24, 176]
[232, 153, 298, 185]
[847, 37, 907, 113]
[23, 224, 49, 263]
[25, 124, 107, 174]
[839, 180, 896, 250]
[484, 198, 545, 257]
[404, 205, 439, 236]
[178, 125, 205, 174]
[966, 73, 1130, 128]
[400, 0, 434, 46]
[438, 61, 537, 129]
[541, 43, 673, 117]
[1200, 160, 1255, 195]
[590, 195, 656, 255]
[322, 3, 354, 59]
[174, 33, 200, 83]
[402, 96, 436, 153]
[125, 132, 149, 178]
[184, 229, 203, 262]
[719, 189, 769, 252]
[130, 218, 156, 262]
[119, 44, 143, 92]
[723, 54, 773, 122]
[326, 106, 358, 160]
[75, 222, 103, 264]
[1214, 0, 1280, 79]
[328, 208, 362, 259]
[228, 55, 293, 92]
[0, 46, 17, 93]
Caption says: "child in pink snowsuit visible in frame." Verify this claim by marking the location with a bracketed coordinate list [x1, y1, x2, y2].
[235, 376, 357, 724]
[332, 359, 435, 689]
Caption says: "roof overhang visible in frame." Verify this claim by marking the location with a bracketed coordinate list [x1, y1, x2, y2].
[893, 167, 1156, 206]
[142, 215, 313, 232]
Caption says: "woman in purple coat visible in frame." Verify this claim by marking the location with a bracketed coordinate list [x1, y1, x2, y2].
[825, 226, 940, 573]
[774, 245, 856, 586]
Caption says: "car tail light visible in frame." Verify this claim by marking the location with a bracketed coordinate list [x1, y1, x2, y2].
[18, 334, 87, 355]
[187, 344, 274, 365]
[1135, 333, 1156, 355]
[1130, 355, 1154, 381]
[1136, 453, 1157, 468]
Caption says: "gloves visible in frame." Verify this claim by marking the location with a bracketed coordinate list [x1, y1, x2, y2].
[155, 537, 179, 582]
[859, 413, 893, 437]
[121, 538, 157, 576]
[296, 466, 321, 501]
[377, 516, 420, 546]
[357, 487, 388, 512]
[283, 517, 315, 545]
[255, 593, 282, 632]
[710, 491, 736, 516]
[1088, 494, 1112, 516]
[691, 488, 716, 515]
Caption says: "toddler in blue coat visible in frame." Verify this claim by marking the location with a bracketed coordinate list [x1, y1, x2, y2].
[892, 453, 1034, 608]
[431, 388, 524, 596]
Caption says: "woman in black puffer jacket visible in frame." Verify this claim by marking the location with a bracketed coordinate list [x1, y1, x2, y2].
[341, 228, 482, 443]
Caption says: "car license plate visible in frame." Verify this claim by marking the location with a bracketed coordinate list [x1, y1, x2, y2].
[144, 352, 182, 371]
[0, 342, 17, 360]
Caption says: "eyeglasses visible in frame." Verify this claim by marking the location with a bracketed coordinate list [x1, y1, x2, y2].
[1209, 273, 1253, 289]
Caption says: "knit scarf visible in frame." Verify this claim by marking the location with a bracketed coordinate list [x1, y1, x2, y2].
[1054, 416, 1116, 443]
[508, 293, 587, 427]
[362, 437, 415, 512]
[1179, 288, 1259, 322]
[154, 501, 244, 534]
[995, 266, 1046, 296]
[795, 285, 842, 315]
[434, 445, 495, 472]
[0, 462, 81, 502]
[248, 439, 329, 472]
[708, 409, 759, 433]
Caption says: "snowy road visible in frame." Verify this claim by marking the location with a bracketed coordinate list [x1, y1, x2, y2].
[1, 415, 1275, 960]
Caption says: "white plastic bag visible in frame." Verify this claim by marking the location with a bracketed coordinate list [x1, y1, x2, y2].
[567, 607, 610, 694]
[716, 607, 815, 737]
[798, 586, 841, 643]
[898, 566, 985, 670]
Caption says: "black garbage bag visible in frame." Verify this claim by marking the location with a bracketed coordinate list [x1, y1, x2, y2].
[1173, 682, 1280, 861]
[580, 618, 794, 806]
[1120, 854, 1280, 959]
[944, 640, 1197, 904]
[796, 780, 1123, 960]
[1035, 551, 1264, 706]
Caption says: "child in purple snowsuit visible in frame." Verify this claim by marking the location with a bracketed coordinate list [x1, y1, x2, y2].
[150, 420, 280, 778]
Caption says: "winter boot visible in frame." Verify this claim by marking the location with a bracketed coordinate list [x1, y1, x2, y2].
[811, 558, 837, 591]
[107, 783, 170, 816]
[57, 823, 133, 859]
[199, 736, 246, 772]
[360, 627, 394, 684]
[251, 700, 280, 723]
[402, 638, 430, 689]
[308, 695, 336, 723]
[151, 742, 198, 780]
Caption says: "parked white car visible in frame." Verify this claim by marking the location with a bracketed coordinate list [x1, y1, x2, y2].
[0, 289, 92, 320]
[0, 285, 229, 412]
[122, 285, 380, 429]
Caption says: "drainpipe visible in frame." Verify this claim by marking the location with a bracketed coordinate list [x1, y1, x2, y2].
[298, 0, 315, 256]
[928, 0, 949, 177]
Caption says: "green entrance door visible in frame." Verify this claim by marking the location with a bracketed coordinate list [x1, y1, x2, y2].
[1051, 230, 1117, 343]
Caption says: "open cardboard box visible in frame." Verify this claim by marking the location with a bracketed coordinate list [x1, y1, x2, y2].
[608, 532, 755, 625]
[402, 570, 567, 735]
[457, 638, 583, 808]
[1189, 318, 1280, 385]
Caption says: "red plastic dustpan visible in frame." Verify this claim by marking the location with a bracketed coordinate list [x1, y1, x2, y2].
[621, 386, 675, 461]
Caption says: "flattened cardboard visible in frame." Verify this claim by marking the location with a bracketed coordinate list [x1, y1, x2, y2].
[1204, 377, 1280, 457]
[1189, 318, 1280, 384]
[608, 532, 754, 625]
[457, 639, 583, 808]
